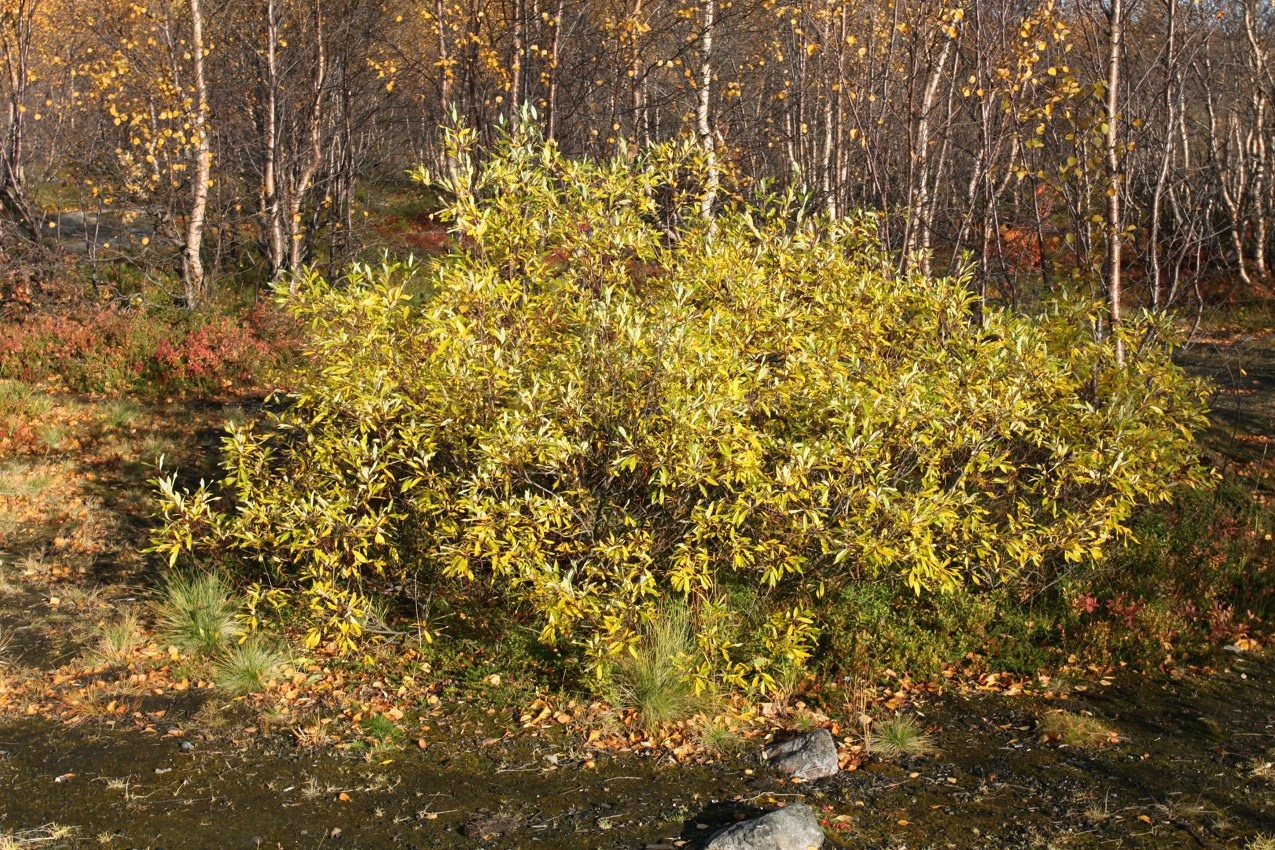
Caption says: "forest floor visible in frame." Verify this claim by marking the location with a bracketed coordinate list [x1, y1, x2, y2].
[0, 329, 1272, 849]
[1178, 327, 1275, 473]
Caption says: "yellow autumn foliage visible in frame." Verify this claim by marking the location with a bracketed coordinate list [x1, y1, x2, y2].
[152, 122, 1210, 693]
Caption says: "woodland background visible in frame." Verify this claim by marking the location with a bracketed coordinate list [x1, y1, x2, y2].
[0, 0, 1273, 315]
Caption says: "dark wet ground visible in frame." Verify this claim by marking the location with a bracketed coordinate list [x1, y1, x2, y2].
[45, 210, 156, 256]
[0, 713, 749, 849]
[1177, 330, 1275, 469]
[1, 649, 1274, 849]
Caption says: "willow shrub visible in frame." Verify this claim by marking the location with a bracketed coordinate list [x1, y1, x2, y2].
[153, 125, 1211, 692]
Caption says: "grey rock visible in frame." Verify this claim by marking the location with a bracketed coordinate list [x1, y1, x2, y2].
[761, 729, 839, 780]
[704, 803, 825, 850]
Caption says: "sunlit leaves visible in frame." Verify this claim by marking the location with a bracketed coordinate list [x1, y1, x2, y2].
[153, 122, 1210, 690]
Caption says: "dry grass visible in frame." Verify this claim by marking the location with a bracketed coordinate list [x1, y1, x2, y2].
[0, 825, 76, 850]
[870, 713, 935, 758]
[0, 624, 12, 666]
[1038, 710, 1117, 748]
[13, 549, 49, 577]
[0, 461, 52, 499]
[93, 610, 144, 665]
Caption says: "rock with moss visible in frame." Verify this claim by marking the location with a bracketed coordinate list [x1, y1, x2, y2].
[704, 803, 824, 850]
[762, 729, 839, 780]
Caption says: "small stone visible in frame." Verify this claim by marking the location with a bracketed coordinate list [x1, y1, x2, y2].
[180, 741, 195, 752]
[704, 803, 825, 850]
[762, 729, 839, 780]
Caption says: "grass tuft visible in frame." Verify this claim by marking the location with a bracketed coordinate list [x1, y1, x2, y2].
[870, 713, 935, 759]
[358, 714, 401, 745]
[214, 634, 288, 695]
[1038, 710, 1116, 748]
[99, 399, 141, 431]
[0, 825, 76, 850]
[607, 602, 706, 732]
[14, 549, 48, 576]
[0, 462, 53, 499]
[94, 609, 143, 665]
[696, 715, 745, 754]
[1251, 757, 1275, 781]
[154, 572, 242, 656]
[1246, 836, 1275, 850]
[0, 380, 54, 419]
[35, 423, 68, 453]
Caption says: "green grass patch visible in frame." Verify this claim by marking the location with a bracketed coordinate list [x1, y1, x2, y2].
[0, 462, 53, 498]
[870, 714, 935, 759]
[99, 399, 142, 431]
[606, 603, 707, 731]
[0, 380, 53, 419]
[696, 715, 746, 754]
[93, 609, 143, 665]
[357, 714, 402, 746]
[214, 635, 288, 695]
[153, 572, 242, 657]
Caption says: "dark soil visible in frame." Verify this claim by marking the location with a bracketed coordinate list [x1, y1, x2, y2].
[1178, 329, 1275, 471]
[1, 651, 1273, 848]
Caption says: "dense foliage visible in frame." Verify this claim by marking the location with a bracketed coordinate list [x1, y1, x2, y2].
[154, 128, 1211, 692]
[0, 304, 294, 396]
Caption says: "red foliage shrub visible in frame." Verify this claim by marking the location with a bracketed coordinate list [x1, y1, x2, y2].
[0, 304, 298, 396]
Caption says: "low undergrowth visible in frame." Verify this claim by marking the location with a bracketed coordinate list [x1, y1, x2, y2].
[816, 473, 1274, 684]
[0, 339, 1265, 746]
[0, 134, 1267, 758]
[0, 301, 297, 397]
[0, 372, 1266, 810]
